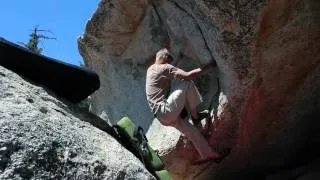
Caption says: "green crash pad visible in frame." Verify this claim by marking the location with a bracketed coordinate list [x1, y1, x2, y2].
[116, 117, 171, 180]
[116, 117, 163, 170]
[155, 170, 172, 180]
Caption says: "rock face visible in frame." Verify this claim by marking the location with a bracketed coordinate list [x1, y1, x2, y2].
[0, 66, 155, 180]
[79, 0, 320, 179]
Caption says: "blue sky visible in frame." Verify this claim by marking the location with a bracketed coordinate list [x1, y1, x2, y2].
[0, 1, 100, 65]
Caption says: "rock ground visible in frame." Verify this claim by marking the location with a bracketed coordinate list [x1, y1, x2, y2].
[0, 66, 155, 180]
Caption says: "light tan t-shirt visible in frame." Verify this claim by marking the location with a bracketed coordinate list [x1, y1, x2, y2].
[146, 64, 179, 115]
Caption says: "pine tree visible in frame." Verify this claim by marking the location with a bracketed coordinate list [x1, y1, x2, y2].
[26, 29, 42, 54]
[21, 25, 56, 54]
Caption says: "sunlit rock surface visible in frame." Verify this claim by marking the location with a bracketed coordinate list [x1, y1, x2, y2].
[0, 66, 155, 180]
[79, 0, 320, 179]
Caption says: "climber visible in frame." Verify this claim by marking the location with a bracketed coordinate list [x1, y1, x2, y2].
[145, 48, 221, 164]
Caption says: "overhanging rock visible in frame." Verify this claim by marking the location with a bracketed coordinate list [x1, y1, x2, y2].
[79, 0, 320, 179]
[0, 37, 100, 103]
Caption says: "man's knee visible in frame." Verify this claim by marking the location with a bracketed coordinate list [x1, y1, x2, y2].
[158, 113, 178, 126]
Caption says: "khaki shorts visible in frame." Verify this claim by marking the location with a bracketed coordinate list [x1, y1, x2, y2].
[156, 80, 202, 125]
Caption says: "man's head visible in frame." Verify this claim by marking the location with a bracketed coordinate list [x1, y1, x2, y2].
[155, 48, 173, 64]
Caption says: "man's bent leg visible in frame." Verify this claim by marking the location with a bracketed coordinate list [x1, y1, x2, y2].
[158, 81, 188, 125]
[170, 116, 215, 159]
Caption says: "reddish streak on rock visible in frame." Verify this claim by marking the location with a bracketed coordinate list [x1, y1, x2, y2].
[237, 0, 320, 166]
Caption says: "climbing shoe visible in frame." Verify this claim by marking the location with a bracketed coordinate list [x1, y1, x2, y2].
[192, 110, 210, 126]
[179, 107, 188, 119]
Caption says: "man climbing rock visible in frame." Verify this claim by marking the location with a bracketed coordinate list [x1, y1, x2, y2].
[145, 48, 221, 164]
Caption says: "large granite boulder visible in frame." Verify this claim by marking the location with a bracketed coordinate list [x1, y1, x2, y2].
[79, 0, 320, 179]
[0, 66, 155, 180]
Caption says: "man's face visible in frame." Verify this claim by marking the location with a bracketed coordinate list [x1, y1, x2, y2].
[165, 54, 173, 64]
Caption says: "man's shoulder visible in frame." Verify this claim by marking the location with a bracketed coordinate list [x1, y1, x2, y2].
[149, 64, 166, 70]
[161, 63, 177, 70]
[148, 63, 177, 72]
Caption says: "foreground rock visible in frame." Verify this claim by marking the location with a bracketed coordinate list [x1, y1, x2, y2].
[79, 0, 320, 179]
[0, 66, 155, 179]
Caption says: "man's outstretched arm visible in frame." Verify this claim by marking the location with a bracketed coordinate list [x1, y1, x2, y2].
[173, 55, 217, 80]
[175, 68, 202, 80]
